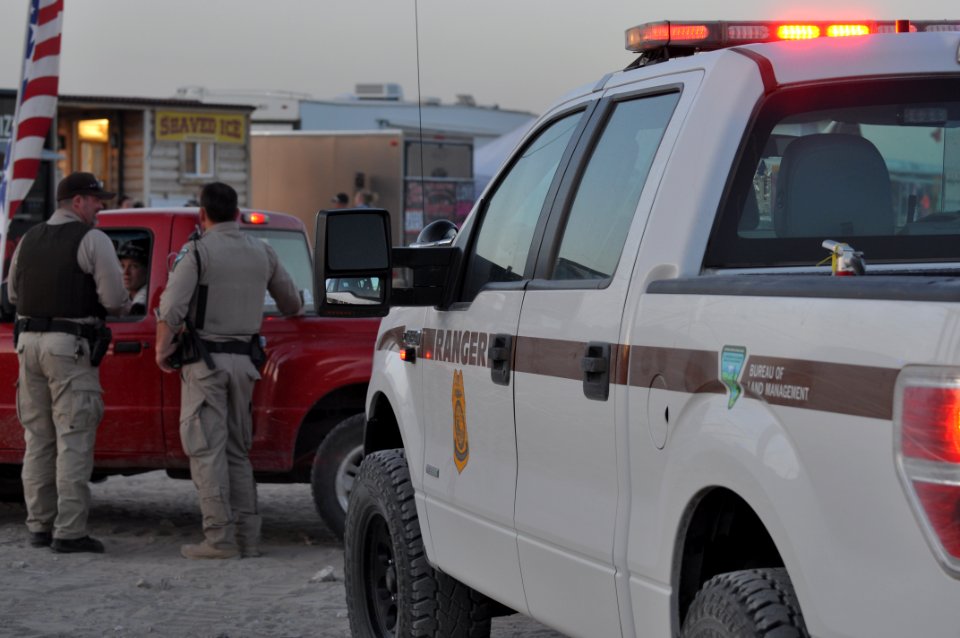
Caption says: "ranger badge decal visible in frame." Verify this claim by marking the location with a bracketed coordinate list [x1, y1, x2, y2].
[720, 345, 747, 409]
[452, 370, 469, 473]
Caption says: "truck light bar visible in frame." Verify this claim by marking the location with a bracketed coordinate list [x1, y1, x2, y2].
[242, 212, 270, 225]
[625, 20, 960, 52]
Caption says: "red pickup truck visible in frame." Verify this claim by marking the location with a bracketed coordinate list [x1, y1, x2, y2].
[0, 208, 378, 538]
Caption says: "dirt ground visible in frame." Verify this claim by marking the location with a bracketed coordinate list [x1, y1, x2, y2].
[0, 471, 565, 638]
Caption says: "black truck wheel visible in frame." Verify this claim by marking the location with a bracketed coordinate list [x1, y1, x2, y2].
[311, 413, 364, 539]
[344, 449, 492, 638]
[681, 568, 809, 638]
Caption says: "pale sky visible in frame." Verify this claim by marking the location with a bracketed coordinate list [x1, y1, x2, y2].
[1, 0, 956, 116]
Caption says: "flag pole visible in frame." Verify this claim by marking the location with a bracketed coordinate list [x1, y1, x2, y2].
[0, 0, 63, 279]
[0, 0, 38, 276]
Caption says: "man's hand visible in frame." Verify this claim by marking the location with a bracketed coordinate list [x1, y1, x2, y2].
[156, 349, 176, 373]
[155, 320, 178, 374]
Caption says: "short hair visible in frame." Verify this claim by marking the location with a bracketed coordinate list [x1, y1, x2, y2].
[200, 182, 238, 223]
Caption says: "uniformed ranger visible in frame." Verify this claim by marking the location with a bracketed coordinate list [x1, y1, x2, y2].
[8, 171, 129, 553]
[155, 182, 302, 560]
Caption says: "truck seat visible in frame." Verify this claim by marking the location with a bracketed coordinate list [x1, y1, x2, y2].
[774, 133, 894, 238]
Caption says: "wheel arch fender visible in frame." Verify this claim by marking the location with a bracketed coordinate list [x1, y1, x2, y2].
[654, 399, 821, 633]
[291, 382, 369, 475]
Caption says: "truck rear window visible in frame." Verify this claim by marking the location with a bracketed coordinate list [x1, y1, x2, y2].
[705, 77, 960, 269]
[243, 228, 314, 313]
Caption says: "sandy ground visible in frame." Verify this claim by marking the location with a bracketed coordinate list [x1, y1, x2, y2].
[0, 471, 565, 638]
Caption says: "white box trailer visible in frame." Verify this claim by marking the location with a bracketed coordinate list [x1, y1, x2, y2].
[250, 129, 474, 246]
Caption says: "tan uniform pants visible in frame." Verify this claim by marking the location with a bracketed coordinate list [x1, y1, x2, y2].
[179, 352, 261, 550]
[17, 332, 103, 540]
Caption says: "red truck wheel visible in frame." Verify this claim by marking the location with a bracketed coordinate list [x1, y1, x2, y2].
[311, 413, 364, 539]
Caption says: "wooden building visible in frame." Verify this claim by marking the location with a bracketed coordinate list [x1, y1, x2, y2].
[57, 95, 254, 207]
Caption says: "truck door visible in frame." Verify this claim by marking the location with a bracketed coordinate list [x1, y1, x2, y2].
[513, 83, 688, 637]
[96, 219, 168, 462]
[420, 109, 590, 608]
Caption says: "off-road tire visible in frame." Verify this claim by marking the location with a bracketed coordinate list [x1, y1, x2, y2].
[681, 568, 809, 638]
[344, 449, 492, 638]
[311, 413, 364, 539]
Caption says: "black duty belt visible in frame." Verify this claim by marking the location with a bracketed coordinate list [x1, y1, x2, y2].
[201, 339, 253, 356]
[16, 318, 96, 340]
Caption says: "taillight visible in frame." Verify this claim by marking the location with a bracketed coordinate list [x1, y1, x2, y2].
[895, 367, 960, 576]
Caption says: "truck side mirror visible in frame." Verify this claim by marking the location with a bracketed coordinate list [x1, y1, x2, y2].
[314, 208, 392, 318]
[314, 208, 463, 317]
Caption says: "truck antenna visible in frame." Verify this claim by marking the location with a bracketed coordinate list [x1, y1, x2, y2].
[414, 0, 426, 204]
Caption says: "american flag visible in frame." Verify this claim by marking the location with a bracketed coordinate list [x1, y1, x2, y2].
[0, 0, 64, 266]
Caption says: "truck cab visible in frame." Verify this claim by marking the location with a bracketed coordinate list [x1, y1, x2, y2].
[316, 20, 960, 638]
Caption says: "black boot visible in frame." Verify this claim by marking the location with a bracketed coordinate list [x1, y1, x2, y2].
[51, 536, 104, 553]
[29, 531, 52, 548]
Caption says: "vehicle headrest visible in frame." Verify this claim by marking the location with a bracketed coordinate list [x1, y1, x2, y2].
[774, 133, 894, 238]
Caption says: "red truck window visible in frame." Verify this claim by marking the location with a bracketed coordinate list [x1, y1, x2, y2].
[105, 228, 152, 319]
[244, 227, 315, 313]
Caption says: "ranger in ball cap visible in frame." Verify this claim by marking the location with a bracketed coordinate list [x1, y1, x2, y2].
[56, 172, 116, 202]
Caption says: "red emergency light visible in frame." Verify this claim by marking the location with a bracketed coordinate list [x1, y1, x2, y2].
[625, 20, 960, 53]
[242, 212, 270, 225]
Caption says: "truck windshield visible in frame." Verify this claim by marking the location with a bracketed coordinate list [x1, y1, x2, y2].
[707, 77, 960, 269]
[243, 228, 314, 313]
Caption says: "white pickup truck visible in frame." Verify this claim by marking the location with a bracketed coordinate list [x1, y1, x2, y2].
[313, 19, 960, 638]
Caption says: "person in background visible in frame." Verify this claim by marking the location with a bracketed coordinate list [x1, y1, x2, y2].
[117, 242, 148, 315]
[330, 192, 349, 209]
[155, 182, 302, 560]
[8, 172, 129, 554]
[118, 194, 135, 209]
[353, 190, 376, 208]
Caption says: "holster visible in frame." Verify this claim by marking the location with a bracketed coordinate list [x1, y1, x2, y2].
[87, 323, 112, 367]
[166, 318, 213, 370]
[168, 332, 200, 369]
[250, 334, 266, 369]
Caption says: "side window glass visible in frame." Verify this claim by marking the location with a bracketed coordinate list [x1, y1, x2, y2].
[551, 92, 679, 281]
[245, 228, 316, 314]
[106, 229, 153, 320]
[461, 112, 583, 300]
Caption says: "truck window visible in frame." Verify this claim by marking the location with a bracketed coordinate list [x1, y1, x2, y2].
[104, 229, 152, 320]
[551, 92, 679, 281]
[461, 111, 584, 301]
[706, 77, 960, 269]
[244, 228, 314, 313]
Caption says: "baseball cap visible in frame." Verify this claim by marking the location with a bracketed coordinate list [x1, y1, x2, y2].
[331, 192, 349, 205]
[56, 172, 116, 201]
[116, 242, 147, 263]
